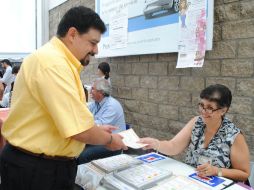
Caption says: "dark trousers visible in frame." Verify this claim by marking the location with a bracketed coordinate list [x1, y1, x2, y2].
[0, 144, 77, 190]
[77, 145, 121, 165]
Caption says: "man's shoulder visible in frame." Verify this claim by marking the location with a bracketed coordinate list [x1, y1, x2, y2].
[107, 97, 123, 108]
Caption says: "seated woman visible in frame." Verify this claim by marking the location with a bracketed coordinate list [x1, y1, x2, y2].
[140, 84, 250, 182]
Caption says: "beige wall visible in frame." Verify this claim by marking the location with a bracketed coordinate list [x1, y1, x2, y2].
[49, 0, 254, 161]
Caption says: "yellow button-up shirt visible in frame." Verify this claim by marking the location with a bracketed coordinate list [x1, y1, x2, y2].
[2, 37, 94, 157]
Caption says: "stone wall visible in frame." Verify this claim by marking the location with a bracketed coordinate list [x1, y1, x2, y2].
[49, 0, 254, 161]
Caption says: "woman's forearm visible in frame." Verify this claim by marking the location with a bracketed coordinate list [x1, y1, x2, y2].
[220, 168, 250, 182]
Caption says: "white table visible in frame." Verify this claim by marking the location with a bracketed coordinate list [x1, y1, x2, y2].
[76, 154, 233, 190]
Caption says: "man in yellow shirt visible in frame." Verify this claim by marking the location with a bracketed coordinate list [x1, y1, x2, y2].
[0, 6, 127, 190]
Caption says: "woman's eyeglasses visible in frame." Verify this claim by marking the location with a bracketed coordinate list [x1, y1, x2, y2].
[198, 103, 222, 114]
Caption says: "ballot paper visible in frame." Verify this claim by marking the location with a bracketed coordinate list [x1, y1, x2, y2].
[118, 129, 147, 149]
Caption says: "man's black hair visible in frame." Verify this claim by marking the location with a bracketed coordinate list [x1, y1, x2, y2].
[1, 59, 12, 66]
[200, 84, 232, 108]
[57, 6, 106, 37]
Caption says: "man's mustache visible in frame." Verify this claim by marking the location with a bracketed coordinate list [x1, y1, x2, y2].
[80, 52, 95, 66]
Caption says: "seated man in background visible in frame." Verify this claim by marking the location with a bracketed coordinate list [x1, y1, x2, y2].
[78, 78, 126, 164]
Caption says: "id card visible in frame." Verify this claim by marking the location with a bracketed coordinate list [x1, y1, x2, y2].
[136, 152, 167, 163]
[189, 173, 225, 187]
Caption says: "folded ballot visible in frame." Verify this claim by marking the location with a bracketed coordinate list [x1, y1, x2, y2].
[118, 128, 147, 149]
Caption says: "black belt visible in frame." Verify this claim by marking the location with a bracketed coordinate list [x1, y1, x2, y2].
[6, 143, 75, 162]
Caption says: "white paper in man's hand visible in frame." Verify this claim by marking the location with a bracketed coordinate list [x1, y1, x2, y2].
[118, 129, 147, 149]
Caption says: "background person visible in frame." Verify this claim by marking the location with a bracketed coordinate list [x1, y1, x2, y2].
[140, 84, 250, 182]
[0, 59, 13, 94]
[0, 6, 127, 190]
[78, 78, 126, 164]
[97, 62, 110, 84]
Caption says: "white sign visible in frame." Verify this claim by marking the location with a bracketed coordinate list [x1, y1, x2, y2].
[95, 0, 214, 58]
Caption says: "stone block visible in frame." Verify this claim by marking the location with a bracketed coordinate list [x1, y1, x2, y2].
[117, 63, 132, 74]
[192, 93, 201, 107]
[168, 62, 191, 76]
[214, 0, 224, 6]
[140, 55, 157, 62]
[125, 76, 140, 88]
[238, 38, 254, 58]
[180, 77, 205, 92]
[221, 59, 253, 77]
[124, 112, 133, 124]
[110, 56, 125, 63]
[240, 1, 254, 19]
[213, 24, 222, 42]
[132, 113, 149, 126]
[233, 115, 254, 134]
[158, 53, 177, 61]
[149, 62, 168, 75]
[140, 76, 158, 89]
[179, 107, 196, 123]
[111, 87, 118, 97]
[158, 76, 179, 90]
[192, 60, 221, 77]
[236, 79, 254, 97]
[158, 105, 178, 119]
[230, 97, 253, 115]
[149, 89, 168, 104]
[206, 78, 236, 93]
[118, 87, 132, 99]
[111, 75, 125, 87]
[132, 88, 148, 100]
[222, 20, 254, 39]
[168, 91, 192, 107]
[124, 100, 140, 113]
[168, 120, 186, 135]
[125, 55, 140, 62]
[223, 0, 238, 3]
[207, 41, 236, 59]
[147, 117, 169, 132]
[140, 101, 158, 116]
[132, 63, 148, 75]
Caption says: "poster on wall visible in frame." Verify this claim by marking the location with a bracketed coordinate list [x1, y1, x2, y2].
[176, 0, 207, 68]
[95, 0, 214, 58]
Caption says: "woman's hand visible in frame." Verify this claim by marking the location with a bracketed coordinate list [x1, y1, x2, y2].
[138, 137, 159, 150]
[196, 162, 218, 177]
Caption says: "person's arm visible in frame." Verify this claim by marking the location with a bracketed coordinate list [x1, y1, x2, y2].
[221, 133, 250, 181]
[0, 67, 12, 84]
[71, 125, 127, 151]
[196, 133, 250, 181]
[34, 64, 127, 151]
[139, 117, 197, 155]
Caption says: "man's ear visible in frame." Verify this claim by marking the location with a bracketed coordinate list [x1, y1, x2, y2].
[66, 27, 77, 43]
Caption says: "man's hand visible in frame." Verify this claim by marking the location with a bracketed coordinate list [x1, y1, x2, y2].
[105, 134, 128, 151]
[100, 125, 118, 133]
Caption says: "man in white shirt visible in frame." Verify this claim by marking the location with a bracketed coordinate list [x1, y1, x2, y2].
[0, 59, 14, 94]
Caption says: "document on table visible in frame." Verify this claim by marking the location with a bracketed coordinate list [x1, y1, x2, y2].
[118, 129, 147, 149]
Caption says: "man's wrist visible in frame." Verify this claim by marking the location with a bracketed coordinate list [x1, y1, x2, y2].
[106, 134, 113, 145]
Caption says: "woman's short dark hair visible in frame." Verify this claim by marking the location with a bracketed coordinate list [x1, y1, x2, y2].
[57, 6, 106, 37]
[98, 62, 110, 79]
[200, 84, 232, 108]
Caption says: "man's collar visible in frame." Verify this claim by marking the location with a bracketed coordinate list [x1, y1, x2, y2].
[96, 96, 109, 106]
[50, 36, 83, 73]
